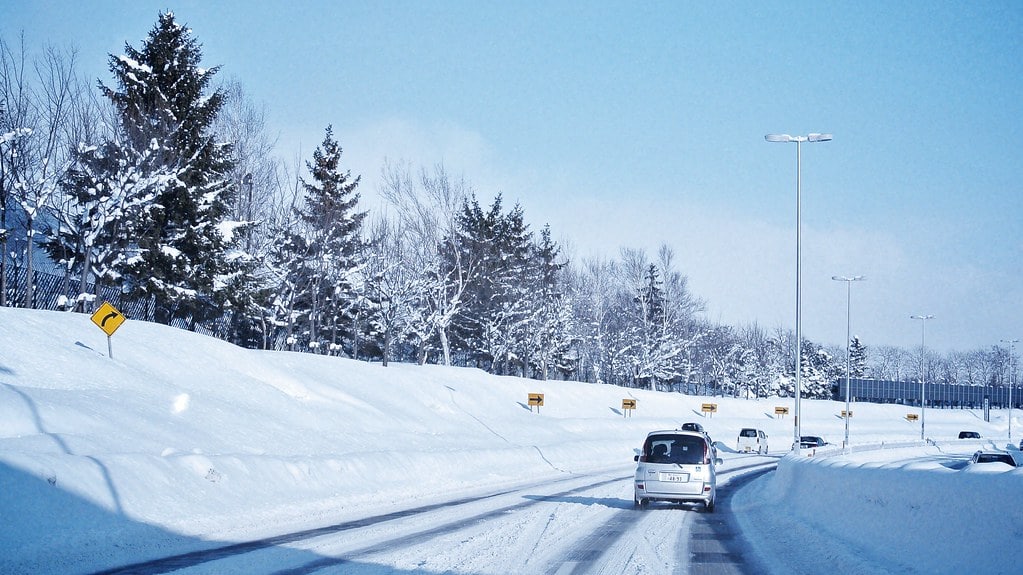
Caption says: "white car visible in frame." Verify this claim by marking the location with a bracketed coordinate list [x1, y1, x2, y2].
[971, 450, 1017, 467]
[737, 428, 769, 454]
[634, 430, 722, 512]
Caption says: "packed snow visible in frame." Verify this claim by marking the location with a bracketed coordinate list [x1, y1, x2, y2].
[1, 306, 1020, 574]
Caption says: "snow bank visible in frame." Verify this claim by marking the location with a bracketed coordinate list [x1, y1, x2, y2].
[1, 307, 1021, 574]
[737, 443, 1023, 574]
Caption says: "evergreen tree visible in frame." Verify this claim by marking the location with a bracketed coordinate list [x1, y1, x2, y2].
[638, 263, 665, 326]
[523, 225, 572, 380]
[101, 11, 237, 326]
[448, 194, 532, 373]
[850, 336, 868, 378]
[292, 125, 366, 352]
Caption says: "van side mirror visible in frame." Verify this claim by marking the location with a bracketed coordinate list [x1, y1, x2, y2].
[715, 457, 724, 466]
[634, 455, 639, 462]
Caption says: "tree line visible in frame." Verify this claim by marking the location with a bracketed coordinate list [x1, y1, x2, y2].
[2, 12, 1018, 397]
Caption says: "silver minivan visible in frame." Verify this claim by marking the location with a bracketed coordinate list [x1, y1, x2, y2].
[633, 429, 722, 511]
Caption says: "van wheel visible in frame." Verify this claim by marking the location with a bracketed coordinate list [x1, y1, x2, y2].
[705, 500, 715, 513]
[635, 497, 648, 510]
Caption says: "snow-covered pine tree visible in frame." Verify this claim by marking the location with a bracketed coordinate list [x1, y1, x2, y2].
[293, 125, 366, 353]
[850, 336, 868, 378]
[448, 194, 533, 374]
[101, 11, 237, 327]
[523, 224, 572, 380]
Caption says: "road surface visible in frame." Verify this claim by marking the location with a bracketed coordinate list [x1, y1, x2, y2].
[95, 455, 777, 575]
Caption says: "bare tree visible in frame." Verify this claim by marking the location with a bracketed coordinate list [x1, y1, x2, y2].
[0, 36, 80, 308]
[214, 79, 280, 251]
[0, 33, 32, 307]
[378, 160, 471, 365]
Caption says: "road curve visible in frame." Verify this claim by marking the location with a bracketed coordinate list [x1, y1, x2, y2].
[91, 457, 777, 575]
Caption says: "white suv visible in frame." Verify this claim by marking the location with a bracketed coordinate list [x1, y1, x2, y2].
[634, 430, 722, 511]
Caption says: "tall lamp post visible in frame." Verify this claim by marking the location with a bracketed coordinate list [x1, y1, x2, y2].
[765, 132, 832, 452]
[1001, 338, 1019, 441]
[832, 275, 864, 450]
[910, 314, 934, 440]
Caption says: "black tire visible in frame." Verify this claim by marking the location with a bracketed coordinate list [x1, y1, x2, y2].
[705, 499, 715, 513]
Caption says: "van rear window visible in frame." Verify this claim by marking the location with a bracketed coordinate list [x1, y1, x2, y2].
[644, 434, 706, 465]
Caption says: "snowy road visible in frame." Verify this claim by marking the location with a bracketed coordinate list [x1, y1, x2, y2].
[94, 456, 776, 575]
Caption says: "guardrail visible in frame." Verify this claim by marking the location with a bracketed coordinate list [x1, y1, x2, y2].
[798, 437, 1019, 460]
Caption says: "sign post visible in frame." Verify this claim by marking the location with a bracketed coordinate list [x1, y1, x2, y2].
[622, 399, 636, 417]
[528, 393, 544, 414]
[701, 403, 717, 417]
[90, 301, 126, 358]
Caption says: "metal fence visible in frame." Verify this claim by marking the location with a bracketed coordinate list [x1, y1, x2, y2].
[836, 377, 1022, 409]
[3, 265, 149, 318]
[4, 264, 299, 350]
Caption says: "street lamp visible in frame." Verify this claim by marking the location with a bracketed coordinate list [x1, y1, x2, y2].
[1001, 338, 1019, 441]
[766, 132, 833, 452]
[832, 275, 864, 450]
[910, 314, 935, 440]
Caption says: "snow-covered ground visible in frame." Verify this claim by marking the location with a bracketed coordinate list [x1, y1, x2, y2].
[1, 307, 1020, 574]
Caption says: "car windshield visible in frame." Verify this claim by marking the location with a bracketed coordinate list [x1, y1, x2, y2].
[645, 434, 706, 465]
[976, 454, 1013, 465]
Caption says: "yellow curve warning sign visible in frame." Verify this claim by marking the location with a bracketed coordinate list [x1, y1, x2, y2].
[91, 301, 126, 337]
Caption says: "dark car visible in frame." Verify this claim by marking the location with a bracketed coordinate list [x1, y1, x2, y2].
[958, 431, 981, 439]
[799, 436, 828, 449]
[680, 422, 705, 434]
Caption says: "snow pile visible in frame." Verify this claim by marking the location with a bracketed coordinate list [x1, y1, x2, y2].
[737, 443, 1023, 574]
[0, 307, 1020, 574]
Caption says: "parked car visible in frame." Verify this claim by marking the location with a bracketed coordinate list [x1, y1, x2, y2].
[737, 428, 768, 454]
[970, 451, 1017, 467]
[634, 429, 722, 511]
[958, 431, 981, 439]
[799, 435, 828, 449]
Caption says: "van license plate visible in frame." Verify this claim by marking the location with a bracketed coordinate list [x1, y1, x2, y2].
[660, 472, 690, 482]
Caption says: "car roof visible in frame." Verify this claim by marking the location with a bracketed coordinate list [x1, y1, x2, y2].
[646, 429, 705, 438]
[973, 451, 1014, 461]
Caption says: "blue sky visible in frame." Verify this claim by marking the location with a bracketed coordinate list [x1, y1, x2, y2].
[3, 1, 1021, 353]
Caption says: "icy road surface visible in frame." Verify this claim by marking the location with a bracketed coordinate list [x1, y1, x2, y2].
[98, 456, 777, 575]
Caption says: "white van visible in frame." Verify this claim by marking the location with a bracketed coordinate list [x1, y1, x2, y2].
[737, 428, 768, 454]
[633, 430, 722, 511]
